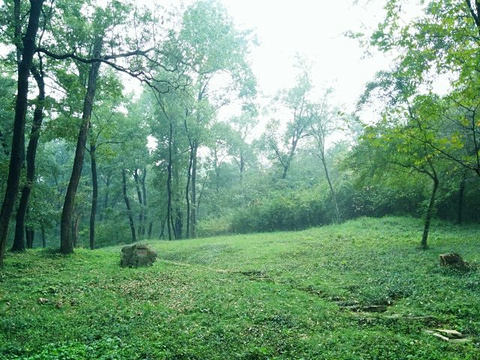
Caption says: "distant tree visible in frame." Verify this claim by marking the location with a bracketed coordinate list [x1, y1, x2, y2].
[264, 61, 313, 179]
[153, 0, 256, 238]
[307, 90, 341, 222]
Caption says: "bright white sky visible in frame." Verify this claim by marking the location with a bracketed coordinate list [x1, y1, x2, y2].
[219, 0, 392, 113]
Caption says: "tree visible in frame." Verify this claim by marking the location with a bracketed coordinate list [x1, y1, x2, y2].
[155, 0, 256, 238]
[228, 105, 259, 184]
[43, 0, 172, 253]
[87, 73, 126, 249]
[307, 90, 341, 222]
[11, 61, 46, 251]
[354, 96, 447, 249]
[122, 168, 137, 243]
[264, 62, 312, 179]
[60, 35, 103, 254]
[364, 0, 480, 178]
[0, 0, 44, 268]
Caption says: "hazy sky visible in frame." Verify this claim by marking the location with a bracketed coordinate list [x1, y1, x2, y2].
[219, 0, 391, 111]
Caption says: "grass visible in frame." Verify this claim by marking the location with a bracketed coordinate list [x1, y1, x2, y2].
[1, 216, 479, 359]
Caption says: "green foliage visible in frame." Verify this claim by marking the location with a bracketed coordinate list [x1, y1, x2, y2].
[197, 216, 233, 237]
[1, 217, 480, 359]
[231, 188, 330, 233]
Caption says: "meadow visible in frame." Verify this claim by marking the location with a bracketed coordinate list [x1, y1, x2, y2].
[1, 217, 479, 359]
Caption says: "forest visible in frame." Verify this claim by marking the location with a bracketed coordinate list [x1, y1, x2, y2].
[0, 0, 480, 266]
[2, 1, 480, 359]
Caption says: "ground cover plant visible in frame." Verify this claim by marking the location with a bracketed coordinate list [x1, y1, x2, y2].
[1, 216, 479, 359]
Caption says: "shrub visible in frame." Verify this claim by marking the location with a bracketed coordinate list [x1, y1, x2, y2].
[230, 189, 330, 233]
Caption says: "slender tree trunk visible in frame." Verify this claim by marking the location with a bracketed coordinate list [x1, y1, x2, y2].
[26, 227, 34, 248]
[12, 65, 45, 252]
[100, 174, 111, 221]
[133, 169, 144, 237]
[319, 151, 340, 222]
[72, 212, 80, 247]
[185, 144, 193, 239]
[173, 209, 183, 240]
[281, 164, 289, 180]
[239, 153, 245, 183]
[167, 122, 173, 240]
[421, 176, 439, 250]
[122, 169, 136, 243]
[457, 172, 467, 225]
[60, 36, 103, 254]
[159, 216, 166, 239]
[141, 168, 147, 236]
[148, 220, 153, 239]
[89, 142, 98, 250]
[0, 0, 44, 268]
[190, 142, 198, 238]
[41, 225, 46, 248]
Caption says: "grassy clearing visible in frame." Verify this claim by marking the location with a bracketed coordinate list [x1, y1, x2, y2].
[1, 216, 479, 359]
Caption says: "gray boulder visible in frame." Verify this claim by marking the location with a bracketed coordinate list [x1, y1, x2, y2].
[120, 244, 157, 268]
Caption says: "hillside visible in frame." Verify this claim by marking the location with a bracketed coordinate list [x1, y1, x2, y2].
[1, 217, 479, 359]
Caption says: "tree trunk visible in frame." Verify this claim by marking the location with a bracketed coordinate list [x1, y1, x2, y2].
[185, 144, 193, 239]
[190, 142, 198, 238]
[421, 176, 439, 250]
[0, 0, 44, 268]
[122, 169, 136, 243]
[100, 173, 111, 221]
[12, 65, 45, 252]
[26, 227, 34, 248]
[148, 220, 153, 239]
[60, 36, 103, 254]
[72, 212, 80, 247]
[457, 172, 466, 225]
[41, 225, 46, 248]
[89, 142, 98, 250]
[167, 121, 173, 240]
[141, 168, 147, 236]
[174, 208, 183, 239]
[133, 169, 144, 237]
[319, 150, 340, 222]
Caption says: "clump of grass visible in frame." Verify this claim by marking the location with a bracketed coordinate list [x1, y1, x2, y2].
[1, 216, 479, 359]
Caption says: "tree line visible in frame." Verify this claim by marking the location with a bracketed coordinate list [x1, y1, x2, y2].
[1, 0, 480, 268]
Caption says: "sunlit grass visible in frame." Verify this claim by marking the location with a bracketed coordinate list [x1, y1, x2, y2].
[1, 217, 479, 359]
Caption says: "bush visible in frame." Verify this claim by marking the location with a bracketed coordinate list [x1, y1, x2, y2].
[230, 189, 331, 233]
[197, 216, 233, 237]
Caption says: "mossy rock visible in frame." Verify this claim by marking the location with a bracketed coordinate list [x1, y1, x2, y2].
[120, 244, 157, 268]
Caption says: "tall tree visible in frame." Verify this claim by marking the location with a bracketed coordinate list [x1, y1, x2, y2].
[264, 62, 312, 179]
[307, 91, 340, 222]
[60, 35, 103, 254]
[159, 0, 256, 238]
[0, 0, 44, 268]
[12, 61, 46, 251]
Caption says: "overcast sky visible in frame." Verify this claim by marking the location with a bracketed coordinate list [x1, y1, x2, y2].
[219, 0, 392, 112]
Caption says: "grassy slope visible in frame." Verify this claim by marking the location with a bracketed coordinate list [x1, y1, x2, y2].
[0, 217, 479, 359]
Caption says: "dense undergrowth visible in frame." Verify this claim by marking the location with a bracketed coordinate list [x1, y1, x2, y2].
[1, 217, 479, 359]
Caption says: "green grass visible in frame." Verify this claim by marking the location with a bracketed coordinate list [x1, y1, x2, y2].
[1, 216, 479, 359]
